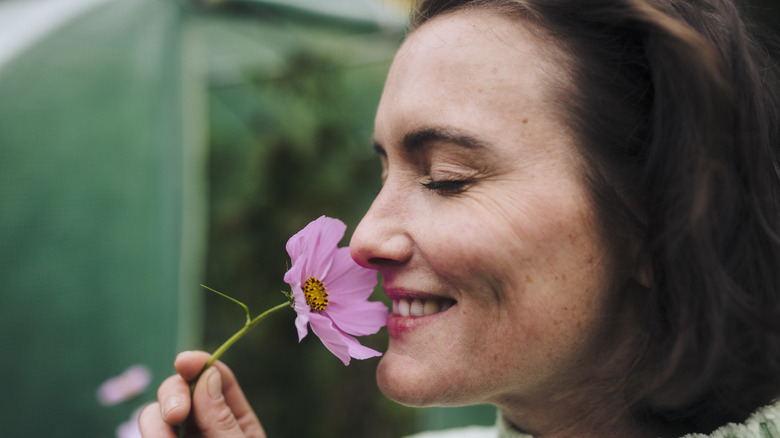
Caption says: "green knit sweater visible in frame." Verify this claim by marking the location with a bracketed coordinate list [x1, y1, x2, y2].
[406, 401, 780, 438]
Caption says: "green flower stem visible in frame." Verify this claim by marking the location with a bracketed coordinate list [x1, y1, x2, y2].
[204, 301, 291, 369]
[177, 300, 292, 438]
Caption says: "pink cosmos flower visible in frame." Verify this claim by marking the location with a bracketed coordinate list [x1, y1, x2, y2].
[96, 364, 151, 406]
[284, 216, 387, 365]
[116, 406, 144, 438]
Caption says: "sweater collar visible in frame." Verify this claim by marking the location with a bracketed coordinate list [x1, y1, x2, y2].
[495, 400, 780, 438]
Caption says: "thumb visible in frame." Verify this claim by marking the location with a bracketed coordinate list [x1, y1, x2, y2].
[192, 367, 246, 437]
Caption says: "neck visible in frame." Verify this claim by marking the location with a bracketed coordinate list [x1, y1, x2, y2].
[499, 404, 655, 438]
[495, 291, 658, 438]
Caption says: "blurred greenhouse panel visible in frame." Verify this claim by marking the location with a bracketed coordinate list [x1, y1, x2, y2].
[0, 0, 202, 436]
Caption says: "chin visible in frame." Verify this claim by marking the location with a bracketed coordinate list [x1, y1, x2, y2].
[376, 351, 468, 407]
[376, 353, 431, 406]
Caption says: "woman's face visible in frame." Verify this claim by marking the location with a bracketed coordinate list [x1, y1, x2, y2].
[350, 10, 629, 415]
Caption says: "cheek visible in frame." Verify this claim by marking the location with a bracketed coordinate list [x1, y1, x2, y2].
[421, 195, 600, 296]
[430, 198, 612, 345]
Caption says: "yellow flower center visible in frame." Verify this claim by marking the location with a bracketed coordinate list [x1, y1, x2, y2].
[304, 276, 329, 312]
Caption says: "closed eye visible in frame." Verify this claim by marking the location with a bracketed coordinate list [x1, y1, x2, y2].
[421, 179, 470, 195]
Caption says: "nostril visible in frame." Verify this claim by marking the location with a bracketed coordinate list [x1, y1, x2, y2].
[367, 256, 405, 267]
[350, 233, 413, 268]
[350, 227, 413, 267]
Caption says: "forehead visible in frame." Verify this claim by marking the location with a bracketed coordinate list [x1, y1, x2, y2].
[376, 10, 561, 143]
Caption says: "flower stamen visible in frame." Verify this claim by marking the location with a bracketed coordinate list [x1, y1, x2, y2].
[304, 277, 329, 311]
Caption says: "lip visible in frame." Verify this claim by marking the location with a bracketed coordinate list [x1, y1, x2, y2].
[383, 286, 456, 338]
[386, 310, 452, 338]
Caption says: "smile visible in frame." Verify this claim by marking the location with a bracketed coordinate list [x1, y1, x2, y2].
[392, 298, 456, 317]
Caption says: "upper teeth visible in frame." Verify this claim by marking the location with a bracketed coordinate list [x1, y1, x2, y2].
[392, 298, 454, 317]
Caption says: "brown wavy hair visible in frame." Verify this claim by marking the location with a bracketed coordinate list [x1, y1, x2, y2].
[410, 0, 780, 434]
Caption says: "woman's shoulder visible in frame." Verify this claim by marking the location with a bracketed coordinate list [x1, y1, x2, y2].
[681, 400, 780, 438]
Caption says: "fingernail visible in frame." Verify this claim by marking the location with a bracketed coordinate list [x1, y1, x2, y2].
[207, 369, 222, 400]
[162, 397, 182, 420]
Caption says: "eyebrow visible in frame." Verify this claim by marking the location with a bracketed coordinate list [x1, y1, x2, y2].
[372, 127, 491, 157]
[402, 127, 490, 152]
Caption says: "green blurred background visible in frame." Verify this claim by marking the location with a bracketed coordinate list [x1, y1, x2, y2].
[0, 0, 776, 436]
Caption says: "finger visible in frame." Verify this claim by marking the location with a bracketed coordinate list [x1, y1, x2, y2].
[214, 363, 265, 437]
[156, 374, 192, 426]
[138, 402, 177, 438]
[191, 367, 248, 437]
[176, 351, 265, 437]
[174, 350, 213, 382]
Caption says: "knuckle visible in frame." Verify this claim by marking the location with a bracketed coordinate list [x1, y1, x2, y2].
[201, 404, 239, 433]
[238, 416, 265, 438]
[157, 375, 184, 399]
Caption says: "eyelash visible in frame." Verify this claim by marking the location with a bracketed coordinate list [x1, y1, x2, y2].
[421, 179, 470, 195]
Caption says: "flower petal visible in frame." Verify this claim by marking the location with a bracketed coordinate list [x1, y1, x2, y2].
[322, 248, 378, 300]
[342, 334, 383, 361]
[326, 270, 378, 301]
[291, 287, 311, 341]
[326, 300, 388, 336]
[283, 259, 305, 290]
[96, 365, 152, 406]
[308, 312, 352, 365]
[309, 313, 382, 365]
[286, 216, 346, 278]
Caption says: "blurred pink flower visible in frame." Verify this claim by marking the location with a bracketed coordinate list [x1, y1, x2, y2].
[116, 406, 143, 438]
[284, 216, 387, 365]
[97, 364, 151, 406]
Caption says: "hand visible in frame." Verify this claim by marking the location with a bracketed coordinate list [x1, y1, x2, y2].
[139, 351, 266, 437]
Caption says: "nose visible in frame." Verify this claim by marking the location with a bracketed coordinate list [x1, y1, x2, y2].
[350, 187, 413, 269]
